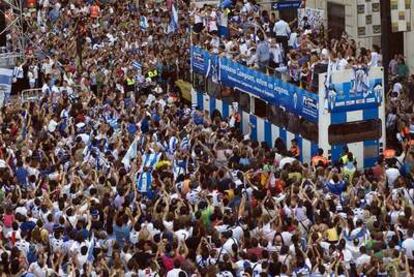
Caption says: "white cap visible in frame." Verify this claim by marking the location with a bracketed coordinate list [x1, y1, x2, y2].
[16, 206, 28, 217]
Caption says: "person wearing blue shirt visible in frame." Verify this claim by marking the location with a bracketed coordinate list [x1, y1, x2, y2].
[15, 160, 28, 188]
[140, 115, 150, 134]
[113, 215, 131, 248]
[127, 117, 137, 136]
[325, 171, 346, 195]
[193, 109, 204, 125]
[256, 32, 270, 73]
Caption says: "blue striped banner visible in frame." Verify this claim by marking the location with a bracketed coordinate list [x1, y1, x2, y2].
[197, 92, 204, 110]
[222, 102, 230, 118]
[264, 120, 272, 148]
[209, 96, 216, 116]
[250, 115, 257, 141]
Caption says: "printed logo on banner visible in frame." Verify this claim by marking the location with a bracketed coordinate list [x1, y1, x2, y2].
[302, 95, 318, 119]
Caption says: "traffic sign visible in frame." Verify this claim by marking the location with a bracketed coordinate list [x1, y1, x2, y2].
[271, 0, 303, 10]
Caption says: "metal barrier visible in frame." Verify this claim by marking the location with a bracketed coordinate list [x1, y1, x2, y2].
[21, 88, 43, 103]
[0, 52, 23, 68]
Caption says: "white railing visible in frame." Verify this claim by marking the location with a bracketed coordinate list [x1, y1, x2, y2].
[20, 88, 42, 103]
[0, 52, 23, 68]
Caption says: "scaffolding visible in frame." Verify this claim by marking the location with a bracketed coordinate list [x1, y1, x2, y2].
[0, 0, 26, 67]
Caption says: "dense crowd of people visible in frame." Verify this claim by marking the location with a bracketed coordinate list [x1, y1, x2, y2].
[0, 0, 413, 276]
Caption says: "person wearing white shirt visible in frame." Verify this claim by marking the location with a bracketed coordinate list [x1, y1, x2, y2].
[13, 62, 24, 83]
[28, 254, 48, 277]
[218, 230, 238, 261]
[368, 45, 381, 67]
[392, 81, 403, 95]
[166, 263, 187, 277]
[273, 18, 290, 54]
[385, 165, 400, 188]
[175, 226, 193, 242]
[274, 19, 291, 36]
[209, 36, 220, 54]
[402, 229, 414, 261]
[355, 246, 371, 268]
[269, 38, 283, 70]
[288, 30, 299, 49]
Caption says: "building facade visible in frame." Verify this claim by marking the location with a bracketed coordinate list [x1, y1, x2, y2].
[304, 0, 414, 72]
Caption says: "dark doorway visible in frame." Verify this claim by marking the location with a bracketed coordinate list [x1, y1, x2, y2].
[279, 9, 298, 28]
[387, 32, 404, 57]
[327, 2, 345, 39]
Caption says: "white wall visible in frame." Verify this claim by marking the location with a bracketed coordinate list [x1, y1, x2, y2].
[404, 29, 414, 73]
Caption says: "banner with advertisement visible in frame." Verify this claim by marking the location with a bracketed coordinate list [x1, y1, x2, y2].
[191, 47, 319, 122]
[320, 67, 384, 113]
[191, 46, 209, 76]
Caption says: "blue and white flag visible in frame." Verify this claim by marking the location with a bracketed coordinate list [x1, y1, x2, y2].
[168, 136, 178, 154]
[167, 4, 179, 33]
[140, 152, 161, 171]
[132, 61, 142, 70]
[140, 16, 149, 30]
[87, 233, 95, 262]
[173, 159, 186, 180]
[121, 136, 140, 168]
[136, 171, 152, 193]
[180, 136, 190, 151]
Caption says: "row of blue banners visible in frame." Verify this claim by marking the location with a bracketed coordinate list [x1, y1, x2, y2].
[191, 46, 319, 123]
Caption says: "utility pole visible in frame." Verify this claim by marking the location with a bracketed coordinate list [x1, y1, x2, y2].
[380, 0, 391, 92]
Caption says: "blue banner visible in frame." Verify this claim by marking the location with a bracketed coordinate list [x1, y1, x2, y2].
[191, 46, 209, 76]
[271, 0, 303, 10]
[191, 47, 319, 123]
[220, 57, 276, 103]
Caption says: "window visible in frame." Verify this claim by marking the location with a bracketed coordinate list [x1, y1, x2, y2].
[220, 87, 235, 104]
[238, 91, 250, 113]
[254, 97, 267, 118]
[207, 77, 221, 98]
[328, 119, 382, 145]
[300, 118, 318, 142]
[192, 72, 205, 92]
[286, 112, 301, 134]
[267, 105, 287, 129]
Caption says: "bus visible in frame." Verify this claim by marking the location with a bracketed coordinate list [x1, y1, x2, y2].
[190, 46, 385, 168]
